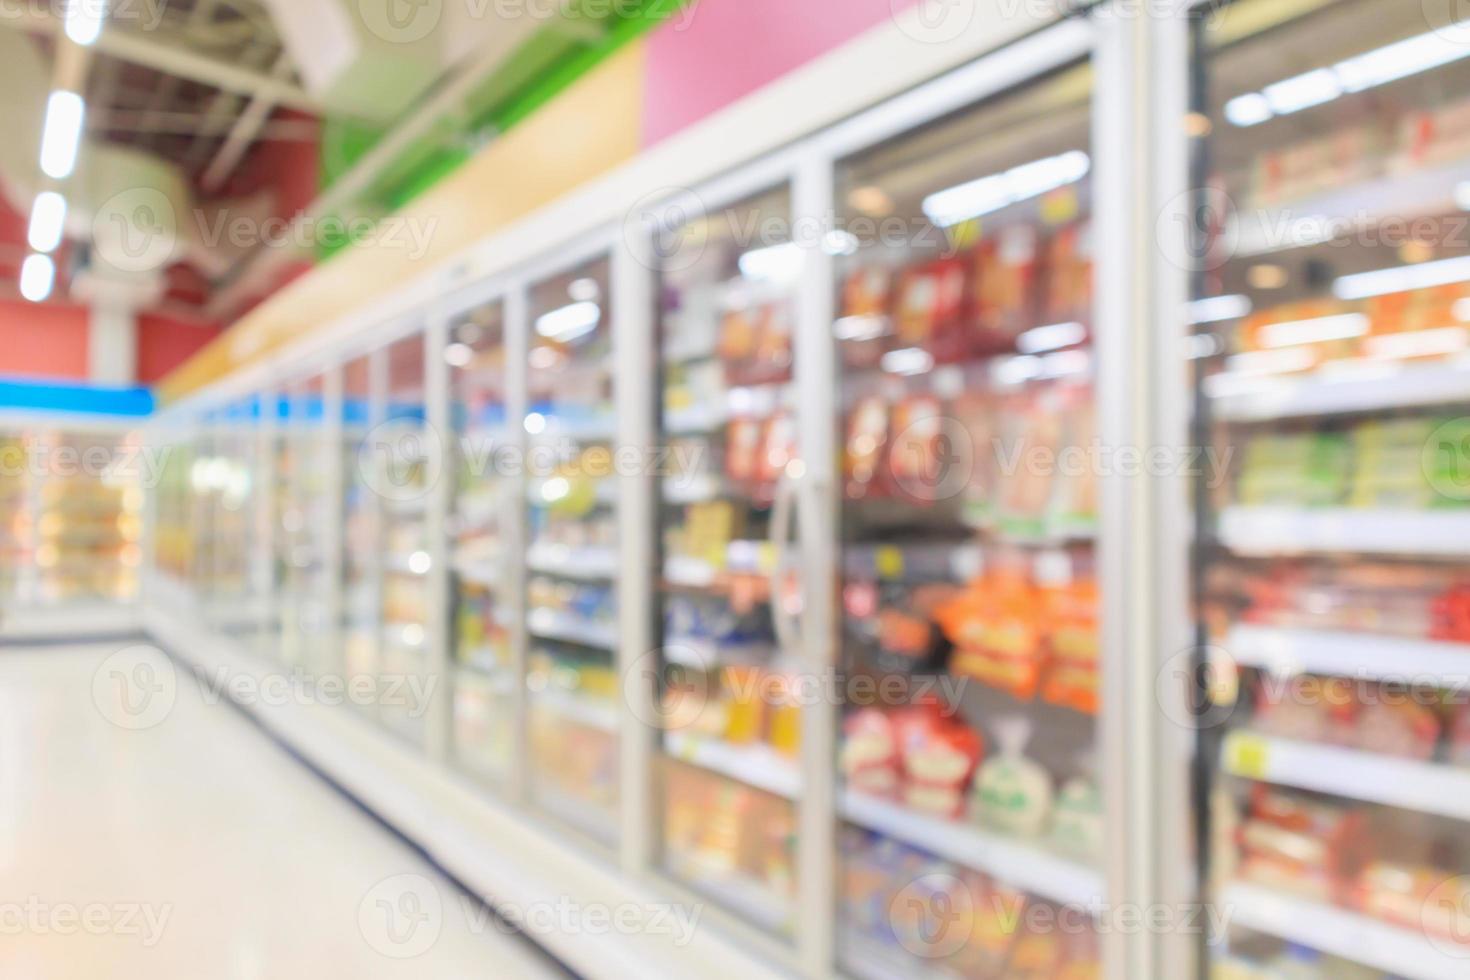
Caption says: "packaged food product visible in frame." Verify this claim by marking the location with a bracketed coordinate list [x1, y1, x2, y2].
[1356, 861, 1470, 939]
[757, 412, 797, 488]
[1451, 702, 1470, 766]
[1236, 786, 1370, 904]
[937, 570, 1048, 701]
[887, 395, 945, 504]
[895, 257, 968, 357]
[725, 418, 764, 484]
[1052, 768, 1104, 860]
[844, 396, 890, 500]
[841, 708, 902, 797]
[1041, 574, 1101, 714]
[1040, 221, 1093, 326]
[895, 698, 984, 819]
[972, 717, 1054, 837]
[973, 226, 1040, 348]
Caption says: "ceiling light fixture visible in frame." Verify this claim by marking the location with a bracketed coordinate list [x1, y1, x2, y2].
[20, 254, 56, 303]
[64, 0, 108, 46]
[40, 91, 86, 179]
[27, 192, 67, 253]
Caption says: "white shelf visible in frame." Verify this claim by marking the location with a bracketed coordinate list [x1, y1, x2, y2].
[1232, 158, 1470, 259]
[1218, 507, 1470, 557]
[664, 555, 722, 588]
[1208, 360, 1470, 422]
[663, 473, 726, 505]
[664, 733, 801, 799]
[526, 543, 618, 580]
[1221, 882, 1470, 980]
[662, 635, 774, 668]
[531, 688, 619, 733]
[527, 608, 617, 650]
[840, 790, 1105, 909]
[665, 405, 727, 435]
[1227, 623, 1470, 683]
[1221, 731, 1470, 822]
[667, 853, 792, 935]
[532, 416, 616, 443]
[452, 554, 502, 588]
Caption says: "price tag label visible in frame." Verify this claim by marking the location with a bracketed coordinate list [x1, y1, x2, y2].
[1226, 733, 1270, 780]
[875, 546, 905, 580]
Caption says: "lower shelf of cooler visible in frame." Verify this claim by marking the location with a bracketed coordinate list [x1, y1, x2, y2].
[1221, 882, 1470, 980]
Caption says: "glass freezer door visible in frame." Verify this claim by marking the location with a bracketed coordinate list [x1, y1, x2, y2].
[1194, 1, 1470, 976]
[446, 299, 516, 784]
[524, 255, 621, 843]
[342, 353, 382, 724]
[830, 58, 1106, 977]
[651, 184, 804, 939]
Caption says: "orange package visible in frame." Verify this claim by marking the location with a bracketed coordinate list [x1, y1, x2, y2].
[936, 572, 1048, 701]
[1040, 577, 1101, 714]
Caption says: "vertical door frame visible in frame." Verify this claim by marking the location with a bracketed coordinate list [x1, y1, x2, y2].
[1094, 1, 1194, 977]
[424, 308, 454, 764]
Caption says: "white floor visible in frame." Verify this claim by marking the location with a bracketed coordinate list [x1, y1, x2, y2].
[0, 642, 567, 980]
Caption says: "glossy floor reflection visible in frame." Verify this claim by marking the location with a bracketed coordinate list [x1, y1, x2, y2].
[0, 642, 565, 980]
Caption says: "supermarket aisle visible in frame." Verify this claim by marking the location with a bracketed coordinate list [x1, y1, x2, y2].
[0, 643, 567, 980]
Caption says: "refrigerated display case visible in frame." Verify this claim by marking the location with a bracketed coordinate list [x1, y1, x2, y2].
[524, 254, 621, 843]
[277, 375, 332, 670]
[342, 352, 381, 719]
[1195, 2, 1470, 977]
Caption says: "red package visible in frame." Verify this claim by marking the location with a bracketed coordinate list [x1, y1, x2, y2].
[1040, 221, 1093, 326]
[895, 258, 968, 359]
[844, 396, 890, 500]
[887, 396, 944, 504]
[973, 226, 1039, 348]
[725, 418, 764, 484]
[894, 697, 984, 819]
[840, 709, 900, 798]
[757, 412, 797, 486]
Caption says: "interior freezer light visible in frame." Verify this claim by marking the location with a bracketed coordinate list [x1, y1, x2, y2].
[444, 343, 474, 368]
[1364, 326, 1470, 360]
[1224, 93, 1273, 127]
[567, 277, 600, 302]
[992, 354, 1044, 386]
[1039, 349, 1091, 378]
[833, 315, 887, 342]
[40, 91, 86, 180]
[1016, 321, 1086, 354]
[64, 0, 108, 46]
[534, 301, 600, 343]
[26, 192, 67, 253]
[19, 253, 55, 303]
[524, 412, 547, 435]
[1188, 294, 1253, 324]
[880, 347, 934, 376]
[407, 551, 431, 575]
[1263, 68, 1342, 116]
[1258, 313, 1370, 349]
[1333, 255, 1470, 300]
[822, 230, 860, 256]
[922, 150, 1090, 228]
[1224, 347, 1317, 377]
[1227, 21, 1470, 127]
[738, 242, 803, 282]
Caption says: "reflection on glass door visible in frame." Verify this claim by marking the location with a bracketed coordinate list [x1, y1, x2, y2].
[447, 299, 515, 783]
[1196, 2, 1470, 976]
[343, 354, 381, 723]
[525, 256, 619, 843]
[829, 61, 1105, 976]
[653, 186, 803, 937]
[381, 334, 432, 744]
[280, 375, 330, 669]
[212, 398, 258, 642]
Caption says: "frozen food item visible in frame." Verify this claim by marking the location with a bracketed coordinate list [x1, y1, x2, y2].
[844, 396, 890, 500]
[1040, 221, 1093, 327]
[994, 387, 1065, 538]
[1235, 787, 1370, 904]
[1252, 673, 1351, 745]
[953, 389, 1002, 526]
[842, 265, 895, 320]
[1356, 861, 1470, 939]
[894, 257, 968, 358]
[973, 718, 1053, 837]
[896, 698, 984, 819]
[938, 570, 1049, 701]
[887, 396, 945, 504]
[1452, 703, 1470, 766]
[757, 412, 797, 487]
[725, 418, 764, 484]
[1052, 764, 1104, 861]
[841, 708, 902, 797]
[973, 225, 1040, 347]
[1235, 431, 1352, 509]
[1041, 574, 1101, 714]
[1352, 696, 1441, 761]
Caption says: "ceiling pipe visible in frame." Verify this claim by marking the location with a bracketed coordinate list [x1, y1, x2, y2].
[201, 51, 297, 192]
[203, 10, 548, 319]
[0, 8, 324, 114]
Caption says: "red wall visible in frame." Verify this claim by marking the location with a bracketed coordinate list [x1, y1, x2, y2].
[0, 299, 90, 381]
[137, 314, 221, 386]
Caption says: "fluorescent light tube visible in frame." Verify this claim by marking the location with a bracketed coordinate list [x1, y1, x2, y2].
[1225, 93, 1273, 127]
[64, 0, 108, 46]
[1263, 68, 1342, 116]
[922, 150, 1090, 228]
[1258, 313, 1370, 348]
[1364, 326, 1470, 360]
[1333, 255, 1470, 300]
[534, 301, 600, 343]
[738, 242, 803, 282]
[1188, 294, 1253, 324]
[880, 347, 934, 376]
[1016, 321, 1086, 354]
[40, 91, 86, 179]
[20, 254, 55, 303]
[27, 192, 67, 253]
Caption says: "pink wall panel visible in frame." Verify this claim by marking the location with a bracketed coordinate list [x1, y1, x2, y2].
[641, 0, 914, 147]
